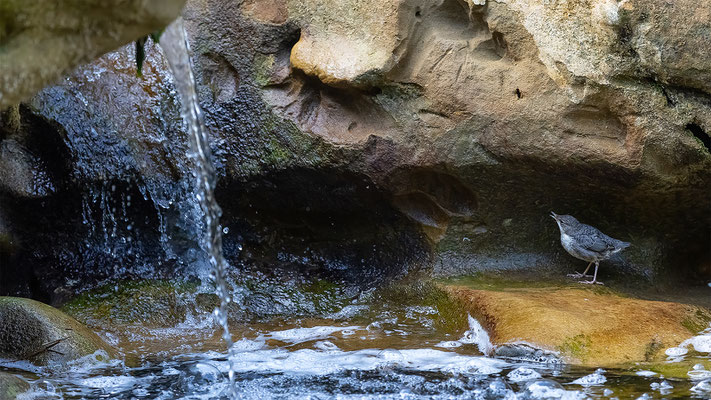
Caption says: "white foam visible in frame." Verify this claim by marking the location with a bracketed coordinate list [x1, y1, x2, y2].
[682, 334, 711, 353]
[261, 325, 362, 344]
[217, 346, 506, 376]
[79, 375, 142, 389]
[664, 346, 688, 357]
[434, 341, 463, 348]
[571, 369, 606, 386]
[650, 380, 673, 393]
[459, 315, 494, 355]
[691, 379, 711, 394]
[507, 367, 542, 382]
[635, 370, 657, 377]
[524, 380, 585, 399]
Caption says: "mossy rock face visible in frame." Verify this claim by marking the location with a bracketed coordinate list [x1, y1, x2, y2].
[62, 280, 199, 327]
[0, 372, 29, 399]
[442, 281, 711, 367]
[0, 297, 116, 366]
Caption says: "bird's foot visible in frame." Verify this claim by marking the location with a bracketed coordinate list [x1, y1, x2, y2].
[567, 273, 592, 279]
[578, 280, 604, 285]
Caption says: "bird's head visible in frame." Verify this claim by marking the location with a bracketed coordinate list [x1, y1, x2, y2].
[550, 212, 579, 231]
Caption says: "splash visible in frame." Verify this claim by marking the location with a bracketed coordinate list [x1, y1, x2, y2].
[159, 18, 237, 398]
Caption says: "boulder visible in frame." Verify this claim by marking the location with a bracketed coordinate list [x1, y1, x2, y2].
[0, 0, 186, 109]
[443, 282, 711, 366]
[0, 372, 29, 400]
[0, 297, 115, 366]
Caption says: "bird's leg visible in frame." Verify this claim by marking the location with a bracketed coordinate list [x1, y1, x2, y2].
[567, 261, 594, 278]
[579, 261, 604, 285]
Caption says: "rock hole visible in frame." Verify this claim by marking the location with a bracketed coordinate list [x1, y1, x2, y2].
[366, 86, 382, 96]
[415, 9, 421, 18]
[515, 88, 522, 99]
[686, 122, 711, 154]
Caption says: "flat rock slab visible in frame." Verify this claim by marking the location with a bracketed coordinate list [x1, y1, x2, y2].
[0, 297, 115, 366]
[443, 284, 711, 367]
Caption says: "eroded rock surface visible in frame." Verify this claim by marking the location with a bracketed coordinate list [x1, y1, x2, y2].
[1, 0, 710, 299]
[0, 297, 115, 365]
[444, 283, 711, 366]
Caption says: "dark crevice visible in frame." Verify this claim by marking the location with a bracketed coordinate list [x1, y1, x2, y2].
[660, 86, 675, 107]
[216, 168, 431, 287]
[686, 122, 711, 154]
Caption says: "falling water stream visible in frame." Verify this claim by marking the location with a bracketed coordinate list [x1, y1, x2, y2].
[159, 18, 237, 398]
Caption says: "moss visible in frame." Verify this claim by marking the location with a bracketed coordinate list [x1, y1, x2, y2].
[377, 281, 468, 334]
[233, 110, 343, 177]
[253, 53, 276, 87]
[558, 334, 592, 361]
[265, 138, 291, 166]
[681, 308, 711, 334]
[633, 359, 711, 379]
[62, 280, 199, 327]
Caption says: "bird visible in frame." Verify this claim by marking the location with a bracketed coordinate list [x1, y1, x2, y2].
[550, 212, 630, 285]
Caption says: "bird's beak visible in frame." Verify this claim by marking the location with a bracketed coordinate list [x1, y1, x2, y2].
[550, 211, 558, 220]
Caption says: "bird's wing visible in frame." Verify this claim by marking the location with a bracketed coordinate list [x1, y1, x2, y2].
[575, 229, 618, 253]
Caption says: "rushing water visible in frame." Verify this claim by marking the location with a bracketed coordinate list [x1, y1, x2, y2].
[4, 15, 711, 400]
[158, 18, 237, 397]
[5, 298, 711, 399]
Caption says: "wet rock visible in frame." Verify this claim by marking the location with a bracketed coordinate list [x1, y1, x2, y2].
[0, 297, 115, 366]
[443, 283, 711, 367]
[189, 0, 711, 282]
[0, 372, 29, 400]
[2, 0, 711, 298]
[0, 0, 186, 108]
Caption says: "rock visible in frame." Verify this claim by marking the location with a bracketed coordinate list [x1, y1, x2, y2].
[1, 0, 711, 298]
[0, 297, 115, 366]
[0, 0, 186, 109]
[186, 0, 711, 282]
[0, 372, 29, 400]
[443, 283, 711, 366]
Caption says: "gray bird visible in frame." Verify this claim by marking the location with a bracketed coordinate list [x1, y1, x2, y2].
[551, 212, 630, 285]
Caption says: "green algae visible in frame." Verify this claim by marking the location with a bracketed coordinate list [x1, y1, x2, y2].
[253, 53, 276, 87]
[62, 279, 199, 327]
[681, 308, 711, 334]
[376, 281, 468, 335]
[557, 334, 592, 361]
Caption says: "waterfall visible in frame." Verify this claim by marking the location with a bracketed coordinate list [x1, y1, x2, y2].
[159, 18, 237, 398]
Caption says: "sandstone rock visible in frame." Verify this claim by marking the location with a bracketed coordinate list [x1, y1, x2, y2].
[0, 372, 29, 400]
[443, 283, 711, 366]
[0, 0, 186, 109]
[0, 297, 115, 366]
[2, 0, 711, 298]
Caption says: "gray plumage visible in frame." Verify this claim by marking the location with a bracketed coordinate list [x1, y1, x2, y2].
[551, 212, 630, 284]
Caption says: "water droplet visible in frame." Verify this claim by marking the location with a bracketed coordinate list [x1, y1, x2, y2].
[111, 184, 116, 191]
[222, 226, 229, 234]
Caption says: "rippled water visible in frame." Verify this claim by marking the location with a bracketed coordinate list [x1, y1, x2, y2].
[4, 303, 711, 400]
